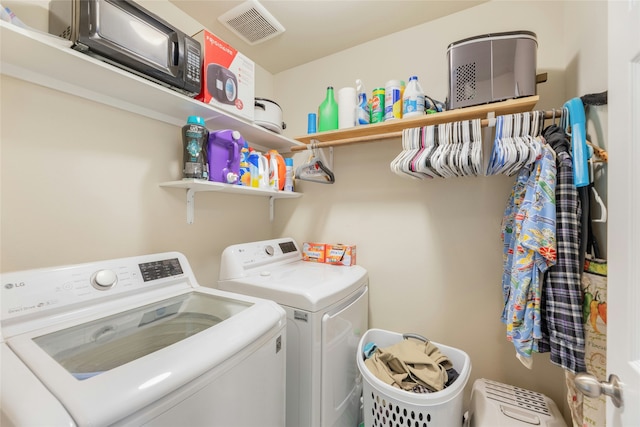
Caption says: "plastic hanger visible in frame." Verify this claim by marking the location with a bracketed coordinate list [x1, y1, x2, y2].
[433, 122, 452, 178]
[587, 153, 607, 223]
[404, 127, 425, 178]
[495, 115, 514, 175]
[410, 127, 433, 178]
[392, 128, 423, 179]
[487, 115, 505, 175]
[471, 118, 483, 175]
[459, 120, 473, 176]
[415, 125, 437, 178]
[295, 140, 335, 184]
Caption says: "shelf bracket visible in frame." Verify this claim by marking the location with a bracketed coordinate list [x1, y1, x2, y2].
[269, 196, 275, 222]
[186, 188, 195, 224]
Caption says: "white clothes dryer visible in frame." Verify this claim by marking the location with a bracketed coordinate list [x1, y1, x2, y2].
[1, 252, 286, 427]
[218, 238, 369, 427]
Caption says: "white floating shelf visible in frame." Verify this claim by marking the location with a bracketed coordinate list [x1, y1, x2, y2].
[160, 179, 302, 223]
[0, 21, 303, 153]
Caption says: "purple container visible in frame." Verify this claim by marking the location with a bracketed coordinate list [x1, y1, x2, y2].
[208, 130, 244, 184]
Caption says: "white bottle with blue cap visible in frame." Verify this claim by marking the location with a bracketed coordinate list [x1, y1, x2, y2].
[403, 75, 426, 118]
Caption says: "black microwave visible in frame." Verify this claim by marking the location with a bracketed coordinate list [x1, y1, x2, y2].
[49, 0, 202, 97]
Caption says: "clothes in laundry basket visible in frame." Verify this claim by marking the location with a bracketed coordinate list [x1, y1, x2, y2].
[364, 338, 459, 393]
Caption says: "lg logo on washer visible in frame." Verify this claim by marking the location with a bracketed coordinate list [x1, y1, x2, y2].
[4, 282, 25, 290]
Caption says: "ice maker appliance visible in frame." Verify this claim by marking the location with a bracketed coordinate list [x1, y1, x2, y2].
[447, 31, 537, 109]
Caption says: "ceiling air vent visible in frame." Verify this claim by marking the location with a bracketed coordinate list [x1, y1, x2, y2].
[218, 0, 285, 45]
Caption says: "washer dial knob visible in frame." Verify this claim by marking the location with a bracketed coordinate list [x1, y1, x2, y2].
[91, 269, 118, 290]
[265, 245, 275, 256]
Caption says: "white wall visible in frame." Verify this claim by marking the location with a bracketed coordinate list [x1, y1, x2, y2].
[0, 0, 607, 424]
[272, 0, 608, 420]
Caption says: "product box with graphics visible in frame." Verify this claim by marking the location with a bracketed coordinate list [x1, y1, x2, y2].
[302, 242, 357, 265]
[325, 244, 356, 266]
[194, 29, 255, 121]
[302, 243, 326, 263]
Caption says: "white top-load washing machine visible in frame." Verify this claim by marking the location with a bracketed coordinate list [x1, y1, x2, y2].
[218, 238, 369, 427]
[1, 252, 286, 427]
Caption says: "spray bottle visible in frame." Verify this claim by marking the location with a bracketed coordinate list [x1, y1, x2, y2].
[356, 79, 369, 125]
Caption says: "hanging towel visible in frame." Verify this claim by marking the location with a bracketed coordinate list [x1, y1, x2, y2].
[364, 338, 453, 392]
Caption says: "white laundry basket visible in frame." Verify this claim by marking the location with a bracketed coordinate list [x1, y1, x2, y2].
[357, 329, 471, 427]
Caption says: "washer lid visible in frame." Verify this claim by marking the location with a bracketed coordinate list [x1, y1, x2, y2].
[5, 287, 285, 427]
[218, 261, 368, 312]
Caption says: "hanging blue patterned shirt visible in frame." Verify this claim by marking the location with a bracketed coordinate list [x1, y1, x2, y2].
[502, 144, 557, 363]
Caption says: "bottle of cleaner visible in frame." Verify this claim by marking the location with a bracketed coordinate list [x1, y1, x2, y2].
[266, 149, 286, 190]
[238, 141, 251, 185]
[402, 75, 426, 118]
[318, 86, 338, 132]
[181, 116, 209, 179]
[356, 79, 369, 125]
[284, 158, 294, 192]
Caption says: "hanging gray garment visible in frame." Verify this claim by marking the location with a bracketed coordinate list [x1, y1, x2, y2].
[364, 339, 452, 392]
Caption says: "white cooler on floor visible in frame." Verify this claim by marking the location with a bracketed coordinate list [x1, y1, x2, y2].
[466, 379, 567, 427]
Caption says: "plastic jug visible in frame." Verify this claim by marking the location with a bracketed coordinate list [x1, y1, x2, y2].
[248, 152, 269, 188]
[403, 75, 425, 118]
[265, 149, 286, 190]
[208, 130, 244, 184]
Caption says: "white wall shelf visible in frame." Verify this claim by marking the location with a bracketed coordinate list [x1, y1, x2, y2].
[0, 21, 303, 153]
[160, 180, 302, 224]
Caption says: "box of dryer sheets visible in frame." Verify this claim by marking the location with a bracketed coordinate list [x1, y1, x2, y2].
[325, 244, 356, 266]
[302, 243, 326, 263]
[194, 29, 254, 121]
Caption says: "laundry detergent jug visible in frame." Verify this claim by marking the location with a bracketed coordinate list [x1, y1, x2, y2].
[208, 130, 244, 184]
[265, 149, 286, 190]
[248, 152, 269, 188]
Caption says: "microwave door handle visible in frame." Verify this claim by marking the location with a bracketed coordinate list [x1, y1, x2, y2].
[168, 33, 179, 75]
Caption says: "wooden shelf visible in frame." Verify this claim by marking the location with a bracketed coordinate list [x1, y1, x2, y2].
[160, 179, 302, 223]
[0, 21, 304, 153]
[292, 95, 539, 151]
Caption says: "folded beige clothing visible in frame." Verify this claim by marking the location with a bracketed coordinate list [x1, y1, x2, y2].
[364, 338, 452, 392]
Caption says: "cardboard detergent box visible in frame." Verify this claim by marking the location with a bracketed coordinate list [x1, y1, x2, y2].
[303, 242, 356, 265]
[302, 242, 326, 263]
[325, 244, 356, 266]
[193, 29, 254, 121]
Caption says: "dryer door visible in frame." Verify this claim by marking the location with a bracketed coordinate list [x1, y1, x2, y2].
[321, 285, 368, 427]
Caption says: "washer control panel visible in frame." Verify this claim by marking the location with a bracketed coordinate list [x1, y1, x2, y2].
[219, 238, 302, 280]
[1, 252, 189, 321]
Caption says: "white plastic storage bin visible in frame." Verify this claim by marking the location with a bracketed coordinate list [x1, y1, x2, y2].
[357, 329, 472, 427]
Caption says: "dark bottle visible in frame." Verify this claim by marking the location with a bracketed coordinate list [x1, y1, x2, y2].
[182, 116, 209, 179]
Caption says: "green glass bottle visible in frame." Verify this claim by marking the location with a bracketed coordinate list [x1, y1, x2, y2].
[318, 86, 338, 132]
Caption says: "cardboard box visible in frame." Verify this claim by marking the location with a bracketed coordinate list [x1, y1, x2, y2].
[325, 244, 357, 266]
[194, 29, 254, 121]
[302, 242, 326, 263]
